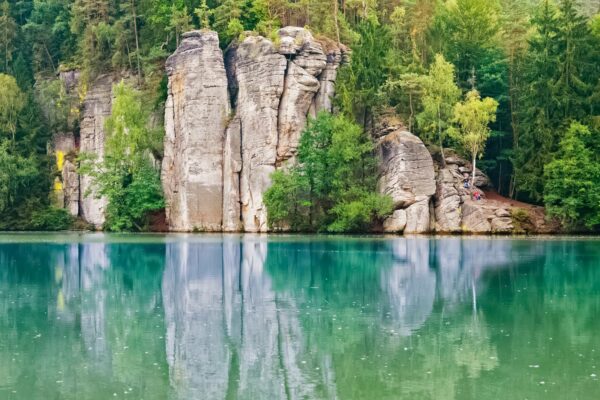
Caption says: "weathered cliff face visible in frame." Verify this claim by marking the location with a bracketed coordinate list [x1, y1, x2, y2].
[62, 159, 80, 217]
[433, 153, 514, 234]
[161, 31, 231, 231]
[51, 133, 79, 216]
[80, 74, 114, 228]
[309, 41, 348, 117]
[375, 118, 436, 234]
[226, 35, 287, 232]
[163, 28, 346, 232]
[277, 27, 327, 164]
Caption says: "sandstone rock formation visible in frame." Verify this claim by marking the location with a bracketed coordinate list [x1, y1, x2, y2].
[309, 40, 349, 117]
[161, 31, 231, 231]
[80, 74, 114, 228]
[433, 151, 514, 234]
[222, 117, 243, 232]
[376, 118, 436, 234]
[62, 159, 80, 216]
[163, 28, 346, 232]
[51, 133, 79, 216]
[226, 35, 288, 232]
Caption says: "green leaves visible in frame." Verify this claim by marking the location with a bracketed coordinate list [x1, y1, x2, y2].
[514, 0, 597, 203]
[264, 112, 392, 233]
[543, 122, 600, 230]
[416, 54, 461, 153]
[79, 81, 164, 231]
[0, 74, 25, 143]
[450, 89, 499, 185]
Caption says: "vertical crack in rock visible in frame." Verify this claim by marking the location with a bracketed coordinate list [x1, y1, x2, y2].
[225, 35, 287, 232]
[222, 116, 243, 232]
[276, 27, 326, 166]
[161, 30, 231, 231]
[309, 41, 349, 117]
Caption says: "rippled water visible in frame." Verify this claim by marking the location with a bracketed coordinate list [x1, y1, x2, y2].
[0, 234, 599, 400]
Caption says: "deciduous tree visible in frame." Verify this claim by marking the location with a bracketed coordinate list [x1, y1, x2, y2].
[451, 90, 499, 187]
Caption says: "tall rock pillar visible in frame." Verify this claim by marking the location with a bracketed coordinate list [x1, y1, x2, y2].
[225, 36, 288, 232]
[80, 74, 113, 228]
[162, 31, 231, 231]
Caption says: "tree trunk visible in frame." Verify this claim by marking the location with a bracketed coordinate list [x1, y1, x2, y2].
[43, 42, 56, 72]
[333, 0, 340, 44]
[438, 105, 446, 167]
[408, 92, 414, 132]
[471, 153, 477, 188]
[131, 0, 142, 84]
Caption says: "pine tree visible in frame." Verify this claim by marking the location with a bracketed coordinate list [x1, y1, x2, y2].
[71, 0, 112, 78]
[168, 4, 192, 47]
[212, 0, 252, 44]
[514, 0, 593, 202]
[0, 1, 16, 72]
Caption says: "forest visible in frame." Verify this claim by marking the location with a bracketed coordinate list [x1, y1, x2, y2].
[0, 0, 598, 231]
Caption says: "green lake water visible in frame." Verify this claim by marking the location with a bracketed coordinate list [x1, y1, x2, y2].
[0, 234, 599, 400]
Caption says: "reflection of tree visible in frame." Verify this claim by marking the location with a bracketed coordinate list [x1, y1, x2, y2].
[467, 239, 600, 399]
[454, 313, 498, 378]
[263, 237, 515, 400]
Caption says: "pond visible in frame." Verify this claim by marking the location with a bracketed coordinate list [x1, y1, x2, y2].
[0, 234, 599, 400]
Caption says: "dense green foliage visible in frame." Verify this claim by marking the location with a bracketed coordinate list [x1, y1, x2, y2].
[544, 122, 600, 229]
[0, 0, 597, 230]
[264, 112, 392, 232]
[79, 82, 164, 231]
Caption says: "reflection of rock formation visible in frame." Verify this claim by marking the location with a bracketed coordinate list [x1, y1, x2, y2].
[382, 238, 436, 336]
[79, 243, 111, 365]
[162, 240, 231, 399]
[54, 242, 111, 364]
[162, 238, 324, 400]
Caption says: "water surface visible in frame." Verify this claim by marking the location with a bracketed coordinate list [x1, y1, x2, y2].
[0, 234, 599, 399]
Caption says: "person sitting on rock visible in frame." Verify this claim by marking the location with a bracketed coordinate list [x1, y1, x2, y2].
[463, 178, 470, 189]
[473, 190, 481, 201]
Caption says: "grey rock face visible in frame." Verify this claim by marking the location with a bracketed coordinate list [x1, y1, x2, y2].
[222, 117, 242, 232]
[383, 209, 407, 233]
[405, 200, 433, 234]
[433, 152, 516, 234]
[163, 28, 346, 232]
[161, 31, 231, 231]
[434, 166, 465, 233]
[309, 42, 348, 116]
[277, 61, 321, 163]
[51, 133, 79, 216]
[377, 123, 436, 234]
[227, 35, 287, 232]
[461, 202, 493, 233]
[377, 129, 436, 209]
[62, 160, 80, 216]
[80, 74, 113, 228]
